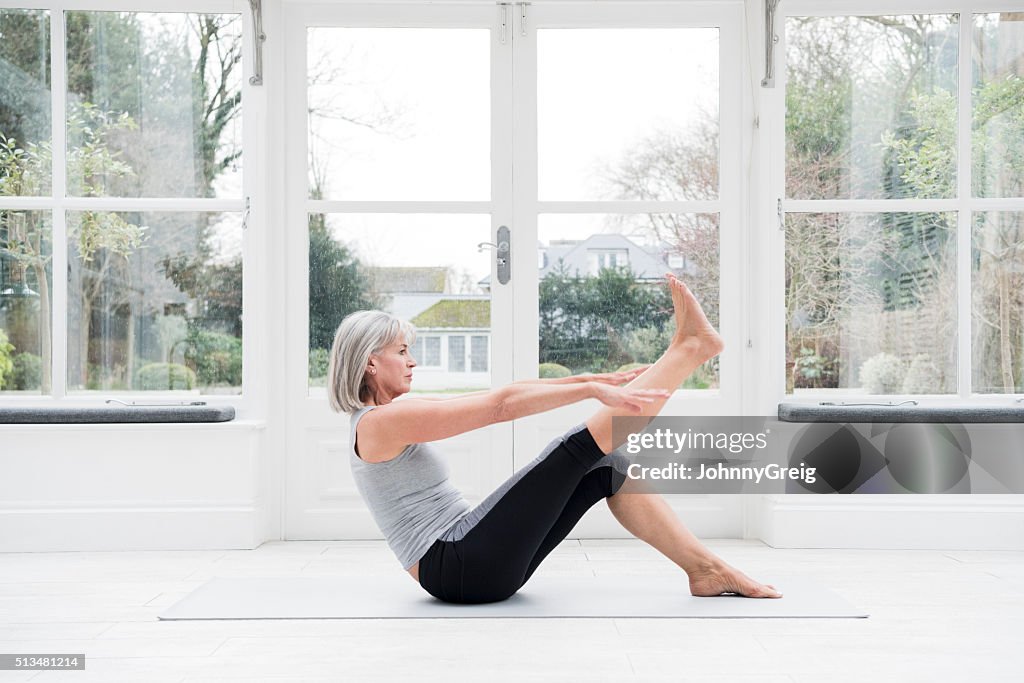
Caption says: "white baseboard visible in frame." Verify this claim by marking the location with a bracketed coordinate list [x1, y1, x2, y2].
[750, 494, 1024, 550]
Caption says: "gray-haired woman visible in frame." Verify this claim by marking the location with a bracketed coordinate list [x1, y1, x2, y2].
[329, 274, 781, 604]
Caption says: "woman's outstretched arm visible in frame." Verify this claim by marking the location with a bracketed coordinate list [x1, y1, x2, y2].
[413, 366, 651, 401]
[358, 379, 668, 456]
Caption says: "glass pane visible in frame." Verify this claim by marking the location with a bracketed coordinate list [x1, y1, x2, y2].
[65, 12, 242, 198]
[422, 336, 441, 367]
[973, 212, 1023, 393]
[307, 28, 489, 201]
[0, 9, 51, 197]
[973, 14, 1024, 198]
[0, 210, 52, 395]
[786, 15, 958, 200]
[538, 213, 719, 389]
[538, 29, 719, 201]
[785, 213, 957, 395]
[308, 214, 491, 395]
[408, 338, 421, 363]
[470, 335, 488, 373]
[448, 335, 465, 372]
[66, 211, 242, 394]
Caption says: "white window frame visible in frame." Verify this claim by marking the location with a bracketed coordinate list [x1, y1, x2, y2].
[769, 0, 1024, 407]
[0, 0, 261, 414]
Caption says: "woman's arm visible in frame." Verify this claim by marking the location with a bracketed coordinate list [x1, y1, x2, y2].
[412, 366, 651, 400]
[359, 379, 667, 454]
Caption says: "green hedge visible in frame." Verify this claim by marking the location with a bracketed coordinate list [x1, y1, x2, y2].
[136, 362, 196, 390]
[538, 362, 572, 379]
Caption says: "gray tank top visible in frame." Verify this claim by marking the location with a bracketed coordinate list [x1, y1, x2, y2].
[349, 406, 472, 570]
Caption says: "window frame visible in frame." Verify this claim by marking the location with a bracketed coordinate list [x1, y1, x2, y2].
[0, 0, 259, 411]
[770, 0, 1024, 406]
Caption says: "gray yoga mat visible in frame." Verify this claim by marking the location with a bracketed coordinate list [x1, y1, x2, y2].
[158, 573, 867, 620]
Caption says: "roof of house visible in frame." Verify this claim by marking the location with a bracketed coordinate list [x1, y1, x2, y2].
[367, 267, 449, 294]
[411, 298, 490, 329]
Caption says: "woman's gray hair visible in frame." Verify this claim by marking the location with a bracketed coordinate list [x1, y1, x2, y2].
[327, 310, 417, 414]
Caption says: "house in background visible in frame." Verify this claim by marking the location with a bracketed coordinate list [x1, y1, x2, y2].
[366, 266, 452, 322]
[481, 233, 699, 293]
[367, 266, 490, 390]
[409, 297, 490, 390]
[537, 233, 696, 282]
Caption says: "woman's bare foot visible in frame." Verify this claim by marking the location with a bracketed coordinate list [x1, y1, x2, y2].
[687, 559, 782, 599]
[665, 273, 724, 362]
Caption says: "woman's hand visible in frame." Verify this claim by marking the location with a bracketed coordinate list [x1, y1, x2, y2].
[577, 366, 652, 386]
[589, 383, 672, 413]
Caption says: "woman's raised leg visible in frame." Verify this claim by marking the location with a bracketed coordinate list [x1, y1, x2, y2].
[587, 274, 782, 599]
[585, 273, 723, 455]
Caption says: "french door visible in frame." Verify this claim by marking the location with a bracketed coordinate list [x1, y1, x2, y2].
[284, 1, 746, 539]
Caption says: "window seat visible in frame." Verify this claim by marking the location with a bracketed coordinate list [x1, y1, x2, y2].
[0, 405, 235, 424]
[778, 403, 1024, 423]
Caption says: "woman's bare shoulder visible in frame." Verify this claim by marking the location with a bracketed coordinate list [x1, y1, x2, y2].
[355, 405, 413, 463]
[357, 391, 504, 447]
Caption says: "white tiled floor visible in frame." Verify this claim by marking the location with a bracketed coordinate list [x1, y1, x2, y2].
[1, 539, 1022, 682]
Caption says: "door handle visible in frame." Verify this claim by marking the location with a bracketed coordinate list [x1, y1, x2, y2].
[477, 225, 511, 284]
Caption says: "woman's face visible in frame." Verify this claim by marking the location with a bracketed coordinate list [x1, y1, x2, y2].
[366, 335, 417, 403]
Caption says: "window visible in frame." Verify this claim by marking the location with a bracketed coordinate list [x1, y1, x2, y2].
[448, 335, 466, 372]
[587, 248, 628, 275]
[470, 335, 488, 373]
[0, 7, 245, 397]
[410, 335, 441, 368]
[782, 9, 1024, 397]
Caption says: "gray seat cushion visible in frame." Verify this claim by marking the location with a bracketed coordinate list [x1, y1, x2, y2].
[778, 403, 1024, 423]
[0, 406, 235, 424]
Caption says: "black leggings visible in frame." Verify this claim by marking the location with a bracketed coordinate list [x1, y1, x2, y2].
[418, 424, 626, 604]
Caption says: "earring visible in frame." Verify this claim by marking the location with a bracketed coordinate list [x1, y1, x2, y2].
[369, 368, 376, 375]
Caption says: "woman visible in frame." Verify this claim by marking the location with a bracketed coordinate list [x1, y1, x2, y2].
[328, 274, 781, 604]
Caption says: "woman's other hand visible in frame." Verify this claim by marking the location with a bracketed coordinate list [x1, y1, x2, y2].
[577, 365, 652, 386]
[589, 383, 671, 413]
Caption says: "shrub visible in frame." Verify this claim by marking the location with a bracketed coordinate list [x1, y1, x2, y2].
[538, 362, 572, 378]
[11, 352, 42, 390]
[184, 331, 242, 386]
[135, 362, 196, 390]
[625, 326, 671, 364]
[0, 330, 14, 390]
[793, 347, 838, 389]
[309, 348, 330, 379]
[86, 363, 131, 390]
[859, 352, 906, 394]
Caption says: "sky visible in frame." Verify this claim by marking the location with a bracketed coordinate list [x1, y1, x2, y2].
[307, 26, 720, 290]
